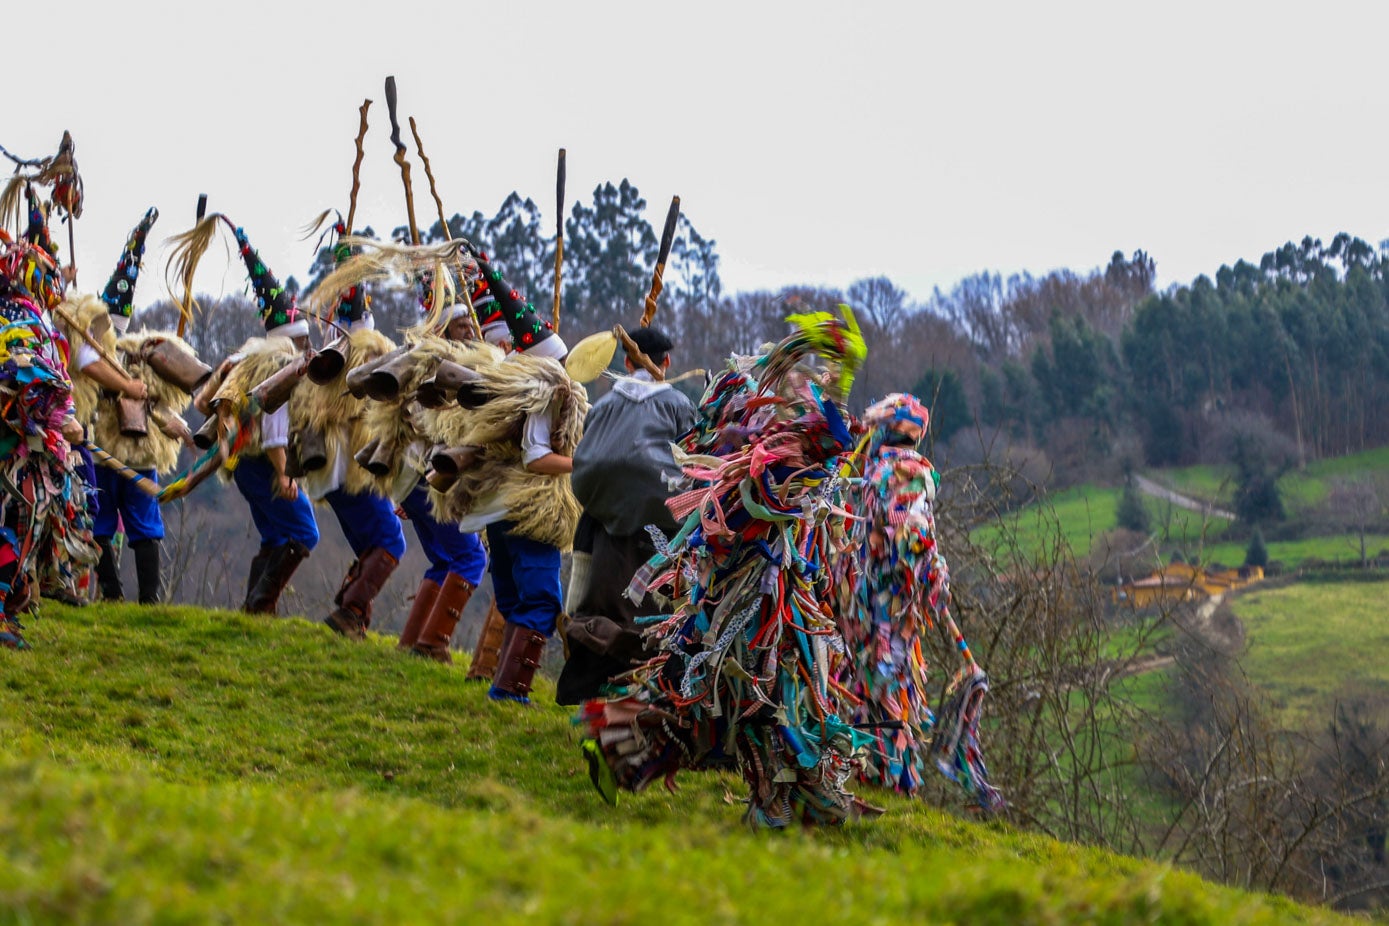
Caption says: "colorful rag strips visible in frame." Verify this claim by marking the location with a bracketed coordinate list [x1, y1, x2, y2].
[579, 327, 1004, 824]
[834, 440, 1004, 813]
[579, 309, 884, 827]
[0, 292, 86, 647]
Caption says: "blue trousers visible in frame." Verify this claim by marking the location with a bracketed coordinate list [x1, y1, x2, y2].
[485, 519, 561, 635]
[324, 488, 406, 560]
[400, 483, 487, 586]
[75, 446, 98, 521]
[232, 455, 320, 549]
[94, 465, 164, 543]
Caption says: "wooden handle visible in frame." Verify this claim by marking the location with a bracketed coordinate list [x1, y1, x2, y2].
[86, 442, 160, 497]
[408, 116, 448, 243]
[384, 76, 420, 245]
[553, 148, 566, 332]
[641, 195, 680, 327]
[346, 100, 371, 233]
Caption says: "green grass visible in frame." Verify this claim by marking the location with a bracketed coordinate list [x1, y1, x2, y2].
[0, 604, 1354, 923]
[974, 484, 1229, 562]
[1203, 533, 1389, 570]
[1230, 580, 1389, 729]
[1153, 446, 1389, 515]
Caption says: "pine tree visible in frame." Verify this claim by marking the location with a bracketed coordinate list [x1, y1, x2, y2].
[1116, 477, 1151, 534]
[1244, 528, 1269, 569]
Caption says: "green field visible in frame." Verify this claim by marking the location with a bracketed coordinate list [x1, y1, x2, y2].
[974, 484, 1229, 562]
[1152, 446, 1389, 515]
[0, 604, 1350, 924]
[1229, 580, 1389, 730]
[1203, 534, 1389, 570]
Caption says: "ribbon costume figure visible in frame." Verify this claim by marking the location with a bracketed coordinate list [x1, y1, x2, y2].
[60, 208, 207, 604]
[557, 324, 696, 704]
[0, 182, 84, 647]
[835, 393, 1004, 813]
[578, 309, 875, 827]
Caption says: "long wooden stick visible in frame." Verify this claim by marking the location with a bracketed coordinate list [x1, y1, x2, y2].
[85, 441, 160, 497]
[346, 100, 372, 233]
[553, 148, 566, 332]
[407, 116, 481, 341]
[641, 195, 681, 328]
[384, 77, 420, 246]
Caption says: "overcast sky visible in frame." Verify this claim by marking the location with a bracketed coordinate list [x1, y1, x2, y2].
[10, 0, 1388, 314]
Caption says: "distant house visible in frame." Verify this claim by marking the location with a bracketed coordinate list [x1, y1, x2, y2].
[1115, 561, 1263, 608]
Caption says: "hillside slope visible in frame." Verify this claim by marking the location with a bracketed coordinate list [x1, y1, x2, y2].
[0, 604, 1354, 924]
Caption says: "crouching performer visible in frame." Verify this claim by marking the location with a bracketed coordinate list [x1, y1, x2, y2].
[419, 250, 585, 703]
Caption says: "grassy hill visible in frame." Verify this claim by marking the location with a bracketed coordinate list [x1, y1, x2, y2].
[1229, 577, 1389, 729]
[0, 604, 1356, 924]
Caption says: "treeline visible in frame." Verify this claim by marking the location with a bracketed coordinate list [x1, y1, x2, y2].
[142, 181, 1389, 487]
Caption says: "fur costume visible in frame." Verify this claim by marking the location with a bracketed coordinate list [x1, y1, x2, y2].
[213, 336, 298, 462]
[288, 326, 393, 498]
[55, 293, 114, 425]
[87, 330, 197, 475]
[358, 335, 502, 500]
[421, 352, 587, 551]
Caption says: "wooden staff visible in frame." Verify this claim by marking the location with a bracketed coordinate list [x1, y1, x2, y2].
[177, 194, 207, 338]
[85, 441, 160, 497]
[640, 195, 680, 328]
[384, 76, 420, 246]
[346, 100, 371, 234]
[553, 148, 566, 332]
[407, 117, 481, 340]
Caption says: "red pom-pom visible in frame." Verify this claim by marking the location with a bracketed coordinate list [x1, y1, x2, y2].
[509, 289, 520, 300]
[522, 332, 534, 344]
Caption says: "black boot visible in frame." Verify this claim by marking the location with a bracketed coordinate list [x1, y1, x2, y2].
[96, 539, 124, 601]
[132, 539, 163, 605]
[243, 545, 273, 607]
[245, 540, 311, 615]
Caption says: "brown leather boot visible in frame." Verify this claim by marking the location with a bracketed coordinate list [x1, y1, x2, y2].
[411, 573, 474, 663]
[464, 600, 507, 682]
[487, 621, 548, 704]
[396, 578, 441, 651]
[324, 547, 399, 640]
[245, 540, 311, 615]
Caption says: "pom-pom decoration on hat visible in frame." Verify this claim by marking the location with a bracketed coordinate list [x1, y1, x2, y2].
[472, 250, 559, 354]
[863, 392, 930, 444]
[232, 224, 303, 336]
[102, 207, 159, 323]
[331, 220, 371, 328]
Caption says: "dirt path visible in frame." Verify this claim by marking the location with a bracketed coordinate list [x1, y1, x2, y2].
[1133, 474, 1236, 521]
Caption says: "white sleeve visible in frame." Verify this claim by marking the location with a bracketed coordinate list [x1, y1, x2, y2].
[521, 411, 554, 465]
[75, 343, 101, 370]
[261, 405, 290, 449]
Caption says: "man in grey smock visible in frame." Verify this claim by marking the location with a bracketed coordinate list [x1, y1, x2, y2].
[557, 326, 696, 704]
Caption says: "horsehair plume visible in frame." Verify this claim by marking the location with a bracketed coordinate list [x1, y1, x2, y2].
[306, 236, 473, 320]
[163, 213, 230, 324]
[0, 175, 32, 236]
[298, 209, 338, 241]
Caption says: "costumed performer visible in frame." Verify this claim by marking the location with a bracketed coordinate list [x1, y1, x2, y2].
[835, 392, 1003, 812]
[557, 324, 695, 704]
[577, 308, 874, 827]
[420, 247, 585, 703]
